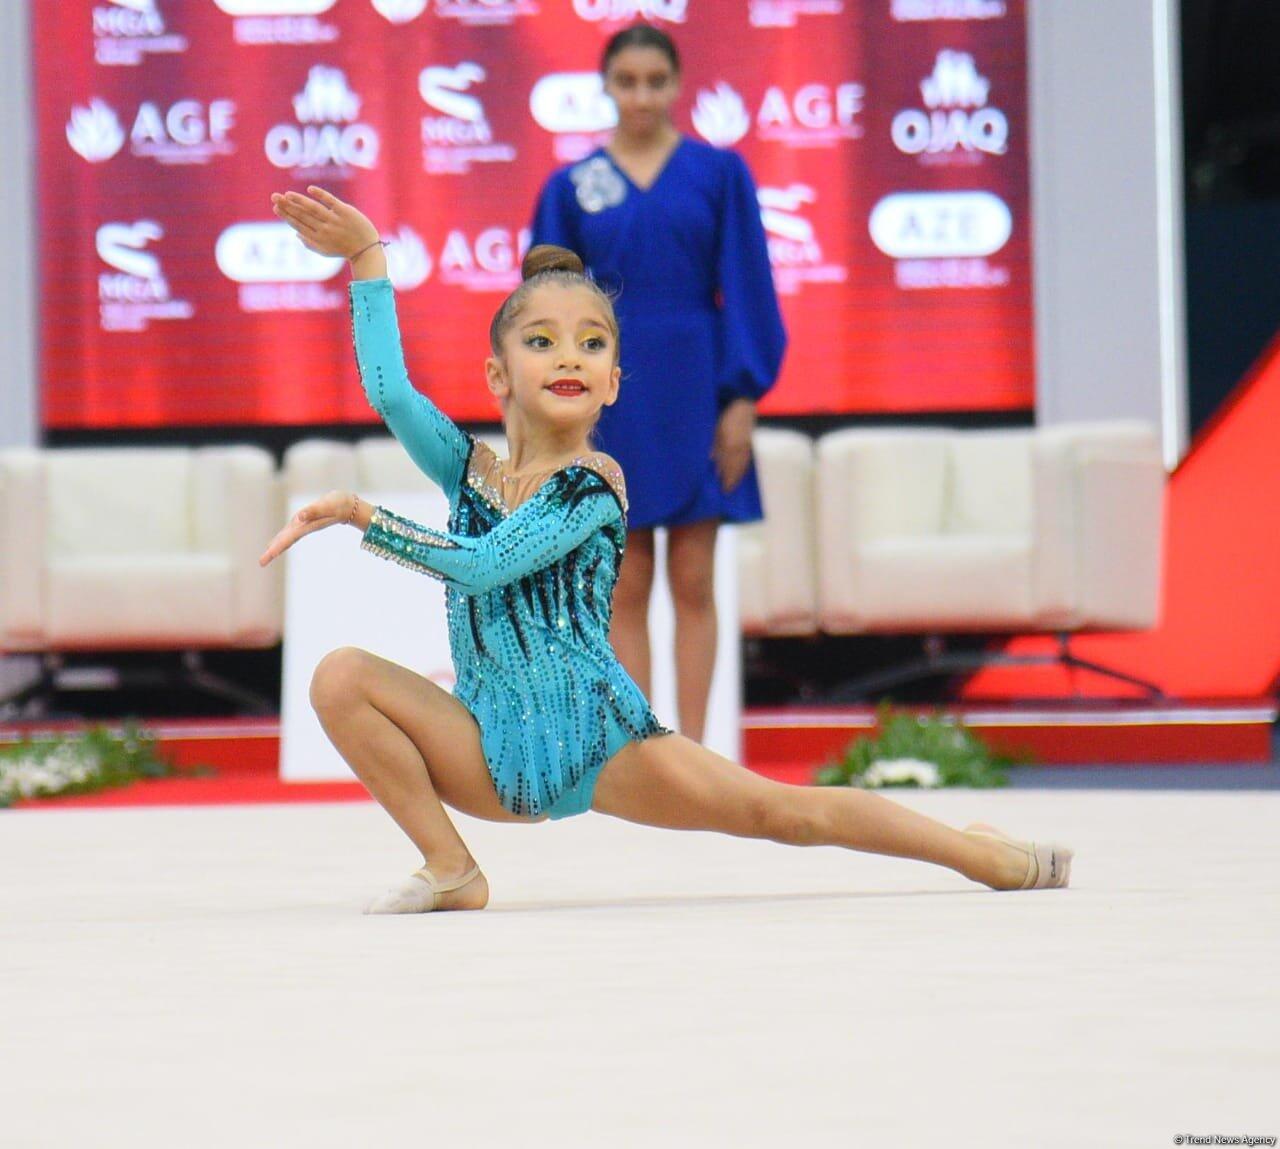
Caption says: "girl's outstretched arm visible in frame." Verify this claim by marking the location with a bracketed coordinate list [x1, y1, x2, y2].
[270, 186, 471, 502]
[361, 462, 625, 595]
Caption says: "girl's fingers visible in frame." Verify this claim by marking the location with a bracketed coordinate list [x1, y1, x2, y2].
[307, 185, 345, 211]
[284, 192, 333, 225]
[275, 202, 319, 234]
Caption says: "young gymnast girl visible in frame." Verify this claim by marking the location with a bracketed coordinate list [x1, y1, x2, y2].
[261, 185, 1073, 914]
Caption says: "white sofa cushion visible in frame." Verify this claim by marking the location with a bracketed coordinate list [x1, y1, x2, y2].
[47, 555, 234, 645]
[47, 449, 192, 557]
[838, 536, 1035, 630]
[944, 433, 1032, 535]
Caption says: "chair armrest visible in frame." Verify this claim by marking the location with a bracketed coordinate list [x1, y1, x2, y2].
[0, 449, 46, 643]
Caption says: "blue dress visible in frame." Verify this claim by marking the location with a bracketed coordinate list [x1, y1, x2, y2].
[350, 277, 670, 820]
[531, 136, 787, 529]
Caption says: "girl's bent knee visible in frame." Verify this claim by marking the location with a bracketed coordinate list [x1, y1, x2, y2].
[309, 646, 372, 714]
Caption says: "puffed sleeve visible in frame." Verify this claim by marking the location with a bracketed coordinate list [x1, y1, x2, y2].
[350, 277, 470, 502]
[359, 466, 623, 596]
[530, 170, 581, 252]
[716, 151, 787, 405]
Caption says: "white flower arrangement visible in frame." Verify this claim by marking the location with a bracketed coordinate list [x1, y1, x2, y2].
[0, 724, 188, 807]
[860, 757, 942, 789]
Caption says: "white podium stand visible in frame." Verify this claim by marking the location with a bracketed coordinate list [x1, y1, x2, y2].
[279, 492, 741, 782]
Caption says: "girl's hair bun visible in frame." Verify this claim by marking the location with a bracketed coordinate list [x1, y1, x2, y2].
[522, 244, 584, 281]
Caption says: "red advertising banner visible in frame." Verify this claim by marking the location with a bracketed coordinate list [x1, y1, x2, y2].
[36, 0, 1030, 429]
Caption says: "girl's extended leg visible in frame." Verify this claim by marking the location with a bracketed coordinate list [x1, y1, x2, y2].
[609, 527, 656, 697]
[591, 734, 1037, 890]
[309, 646, 540, 910]
[666, 520, 718, 743]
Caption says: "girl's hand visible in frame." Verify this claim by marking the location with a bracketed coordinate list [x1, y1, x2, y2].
[269, 186, 379, 259]
[712, 398, 757, 492]
[259, 490, 360, 567]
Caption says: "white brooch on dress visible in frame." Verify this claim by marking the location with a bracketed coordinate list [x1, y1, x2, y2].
[570, 156, 627, 214]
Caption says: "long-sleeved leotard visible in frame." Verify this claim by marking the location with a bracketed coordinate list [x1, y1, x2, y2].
[349, 276, 669, 819]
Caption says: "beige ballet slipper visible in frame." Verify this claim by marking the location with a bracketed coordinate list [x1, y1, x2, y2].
[365, 864, 484, 915]
[963, 823, 1074, 890]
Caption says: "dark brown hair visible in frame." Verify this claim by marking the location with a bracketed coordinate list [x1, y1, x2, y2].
[601, 24, 680, 76]
[488, 245, 620, 359]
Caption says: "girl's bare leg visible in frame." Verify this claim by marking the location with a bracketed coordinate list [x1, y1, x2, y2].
[309, 646, 541, 910]
[592, 734, 1035, 890]
[666, 520, 718, 743]
[609, 527, 656, 696]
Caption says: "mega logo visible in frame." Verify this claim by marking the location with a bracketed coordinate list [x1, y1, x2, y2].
[92, 0, 188, 67]
[529, 73, 616, 163]
[748, 0, 842, 30]
[96, 221, 194, 332]
[692, 82, 864, 149]
[868, 191, 1012, 289]
[891, 50, 1008, 162]
[419, 64, 517, 174]
[757, 185, 846, 295]
[890, 0, 1006, 20]
[432, 0, 540, 28]
[437, 227, 531, 293]
[67, 98, 236, 165]
[213, 0, 339, 44]
[265, 66, 379, 174]
[572, 0, 687, 24]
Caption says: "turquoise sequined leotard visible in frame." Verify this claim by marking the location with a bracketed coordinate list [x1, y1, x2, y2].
[349, 277, 670, 820]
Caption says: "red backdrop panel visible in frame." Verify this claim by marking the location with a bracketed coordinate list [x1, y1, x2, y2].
[37, 0, 1031, 428]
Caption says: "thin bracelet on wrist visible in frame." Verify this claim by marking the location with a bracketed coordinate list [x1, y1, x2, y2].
[348, 238, 389, 263]
[347, 496, 361, 527]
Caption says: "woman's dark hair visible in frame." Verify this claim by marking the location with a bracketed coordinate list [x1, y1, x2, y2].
[600, 24, 680, 76]
[488, 245, 620, 359]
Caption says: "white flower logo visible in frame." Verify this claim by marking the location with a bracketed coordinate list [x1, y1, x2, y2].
[293, 65, 361, 124]
[861, 758, 941, 788]
[691, 83, 750, 147]
[385, 226, 432, 291]
[920, 50, 990, 109]
[371, 0, 428, 21]
[66, 99, 126, 163]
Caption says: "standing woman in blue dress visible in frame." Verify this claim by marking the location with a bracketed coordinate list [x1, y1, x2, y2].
[531, 25, 786, 742]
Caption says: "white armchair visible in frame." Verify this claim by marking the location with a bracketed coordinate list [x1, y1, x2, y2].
[738, 427, 818, 636]
[0, 446, 282, 650]
[815, 422, 1164, 694]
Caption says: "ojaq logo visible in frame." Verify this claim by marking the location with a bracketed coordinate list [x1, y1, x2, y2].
[572, 0, 687, 24]
[93, 0, 188, 67]
[530, 73, 616, 163]
[890, 0, 1006, 20]
[372, 0, 428, 21]
[96, 220, 194, 332]
[214, 0, 339, 45]
[216, 221, 346, 312]
[757, 185, 846, 295]
[265, 66, 379, 174]
[691, 84, 750, 147]
[68, 98, 236, 165]
[385, 226, 433, 291]
[67, 100, 126, 162]
[892, 50, 1008, 161]
[420, 64, 517, 175]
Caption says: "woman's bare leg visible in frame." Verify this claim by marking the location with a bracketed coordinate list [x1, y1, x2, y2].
[609, 527, 656, 697]
[309, 646, 540, 909]
[666, 520, 718, 742]
[592, 734, 1035, 890]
